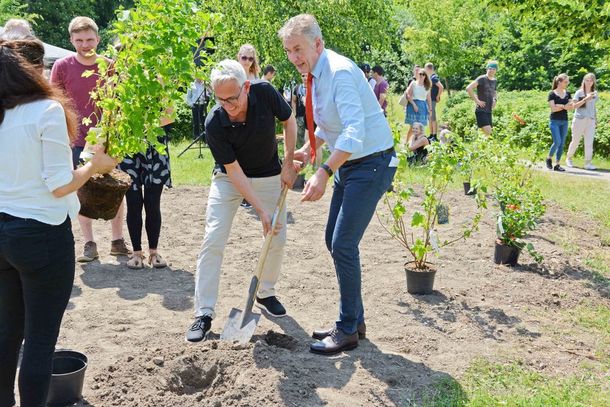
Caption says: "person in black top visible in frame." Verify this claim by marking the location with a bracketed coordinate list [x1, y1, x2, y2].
[466, 60, 498, 135]
[546, 73, 575, 171]
[185, 59, 298, 342]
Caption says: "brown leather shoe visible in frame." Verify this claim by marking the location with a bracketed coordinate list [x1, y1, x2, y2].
[310, 328, 358, 355]
[312, 322, 366, 340]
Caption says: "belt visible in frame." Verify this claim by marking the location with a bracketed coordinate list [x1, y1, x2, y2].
[343, 147, 394, 167]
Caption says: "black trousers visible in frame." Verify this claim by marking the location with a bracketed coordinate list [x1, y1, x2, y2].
[0, 215, 75, 407]
[125, 184, 164, 252]
[192, 104, 206, 142]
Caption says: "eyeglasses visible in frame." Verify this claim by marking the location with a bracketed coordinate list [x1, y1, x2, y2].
[240, 55, 254, 62]
[419, 73, 426, 76]
[215, 84, 244, 106]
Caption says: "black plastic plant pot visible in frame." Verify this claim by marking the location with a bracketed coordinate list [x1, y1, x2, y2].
[494, 240, 521, 266]
[46, 350, 88, 407]
[405, 265, 436, 294]
[463, 182, 476, 196]
[436, 203, 449, 224]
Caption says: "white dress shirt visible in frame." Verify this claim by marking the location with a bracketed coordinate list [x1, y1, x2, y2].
[0, 99, 79, 225]
[310, 49, 393, 160]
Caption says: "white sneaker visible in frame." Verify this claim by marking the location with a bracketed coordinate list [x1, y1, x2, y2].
[584, 163, 597, 170]
[566, 158, 574, 168]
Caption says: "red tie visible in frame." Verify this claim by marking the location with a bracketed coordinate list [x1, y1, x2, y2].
[305, 73, 316, 164]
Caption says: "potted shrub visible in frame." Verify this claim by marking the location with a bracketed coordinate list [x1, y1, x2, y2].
[378, 142, 487, 294]
[78, 0, 219, 219]
[493, 167, 545, 266]
[483, 138, 546, 266]
[452, 131, 486, 196]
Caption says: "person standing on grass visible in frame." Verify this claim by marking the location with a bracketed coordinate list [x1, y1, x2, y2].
[237, 43, 260, 81]
[185, 59, 298, 343]
[425, 62, 444, 141]
[236, 43, 261, 209]
[405, 68, 432, 142]
[50, 16, 131, 262]
[466, 61, 498, 136]
[280, 14, 396, 355]
[0, 41, 116, 407]
[566, 73, 598, 171]
[372, 65, 389, 116]
[546, 73, 575, 172]
[262, 64, 276, 82]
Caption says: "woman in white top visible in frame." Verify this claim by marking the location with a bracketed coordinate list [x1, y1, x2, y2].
[0, 40, 116, 407]
[404, 69, 432, 142]
[236, 43, 260, 81]
[566, 73, 598, 170]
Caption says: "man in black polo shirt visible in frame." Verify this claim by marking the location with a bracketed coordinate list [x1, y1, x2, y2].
[186, 59, 297, 342]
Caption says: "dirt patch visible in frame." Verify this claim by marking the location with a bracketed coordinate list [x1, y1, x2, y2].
[44, 185, 609, 406]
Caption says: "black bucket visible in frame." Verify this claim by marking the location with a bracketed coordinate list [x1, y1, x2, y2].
[463, 182, 476, 196]
[46, 350, 88, 407]
[405, 267, 436, 294]
[494, 241, 521, 266]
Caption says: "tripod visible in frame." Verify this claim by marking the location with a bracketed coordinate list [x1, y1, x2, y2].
[178, 84, 209, 158]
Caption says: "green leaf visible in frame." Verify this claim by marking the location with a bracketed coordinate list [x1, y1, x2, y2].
[411, 211, 425, 227]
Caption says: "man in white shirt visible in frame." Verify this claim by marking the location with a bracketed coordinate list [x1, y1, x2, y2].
[279, 14, 396, 355]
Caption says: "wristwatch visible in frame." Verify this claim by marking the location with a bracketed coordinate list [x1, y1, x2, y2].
[320, 163, 333, 177]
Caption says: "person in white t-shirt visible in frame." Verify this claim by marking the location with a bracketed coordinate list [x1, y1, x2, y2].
[0, 40, 116, 407]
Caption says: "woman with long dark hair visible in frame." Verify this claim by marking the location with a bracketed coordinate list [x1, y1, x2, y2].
[0, 40, 116, 407]
[546, 73, 574, 171]
[566, 73, 598, 170]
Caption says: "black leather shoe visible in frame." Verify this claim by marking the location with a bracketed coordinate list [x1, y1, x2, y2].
[310, 328, 358, 355]
[312, 322, 366, 340]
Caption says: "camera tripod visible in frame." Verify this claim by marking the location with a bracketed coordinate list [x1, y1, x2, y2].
[178, 84, 209, 158]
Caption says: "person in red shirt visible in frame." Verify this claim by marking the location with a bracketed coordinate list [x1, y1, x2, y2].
[51, 16, 130, 262]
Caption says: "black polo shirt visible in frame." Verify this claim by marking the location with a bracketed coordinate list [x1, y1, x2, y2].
[205, 81, 292, 178]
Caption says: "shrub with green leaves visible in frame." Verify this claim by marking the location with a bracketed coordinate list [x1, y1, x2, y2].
[86, 0, 219, 158]
[443, 90, 610, 157]
[379, 142, 487, 270]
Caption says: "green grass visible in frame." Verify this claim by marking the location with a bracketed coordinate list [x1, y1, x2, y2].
[169, 140, 215, 186]
[424, 359, 610, 407]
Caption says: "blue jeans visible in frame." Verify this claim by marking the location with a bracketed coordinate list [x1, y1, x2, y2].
[325, 151, 397, 335]
[549, 119, 569, 161]
[0, 215, 75, 407]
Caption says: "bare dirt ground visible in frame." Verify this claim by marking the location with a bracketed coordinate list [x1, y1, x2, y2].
[43, 185, 609, 406]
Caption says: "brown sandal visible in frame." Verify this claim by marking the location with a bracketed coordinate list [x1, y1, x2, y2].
[126, 253, 145, 269]
[149, 253, 167, 268]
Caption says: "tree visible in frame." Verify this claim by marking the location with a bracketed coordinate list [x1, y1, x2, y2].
[201, 0, 395, 85]
[0, 0, 36, 27]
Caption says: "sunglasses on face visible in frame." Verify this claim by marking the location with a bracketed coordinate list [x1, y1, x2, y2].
[240, 55, 254, 62]
[419, 73, 426, 76]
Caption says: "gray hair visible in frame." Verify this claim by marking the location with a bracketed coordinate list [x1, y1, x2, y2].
[210, 59, 247, 89]
[1, 18, 33, 40]
[278, 14, 323, 45]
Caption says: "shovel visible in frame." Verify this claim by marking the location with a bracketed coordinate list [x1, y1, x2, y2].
[220, 186, 289, 344]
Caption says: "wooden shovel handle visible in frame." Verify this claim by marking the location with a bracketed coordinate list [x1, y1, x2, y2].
[252, 186, 288, 282]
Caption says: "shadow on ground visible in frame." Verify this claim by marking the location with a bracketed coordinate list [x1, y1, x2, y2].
[80, 261, 194, 311]
[252, 314, 466, 406]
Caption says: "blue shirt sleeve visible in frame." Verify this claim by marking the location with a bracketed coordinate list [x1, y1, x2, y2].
[331, 70, 366, 154]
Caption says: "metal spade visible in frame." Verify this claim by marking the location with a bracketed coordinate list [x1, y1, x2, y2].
[220, 186, 288, 344]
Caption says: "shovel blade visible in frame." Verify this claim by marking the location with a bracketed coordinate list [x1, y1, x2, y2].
[220, 307, 261, 344]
